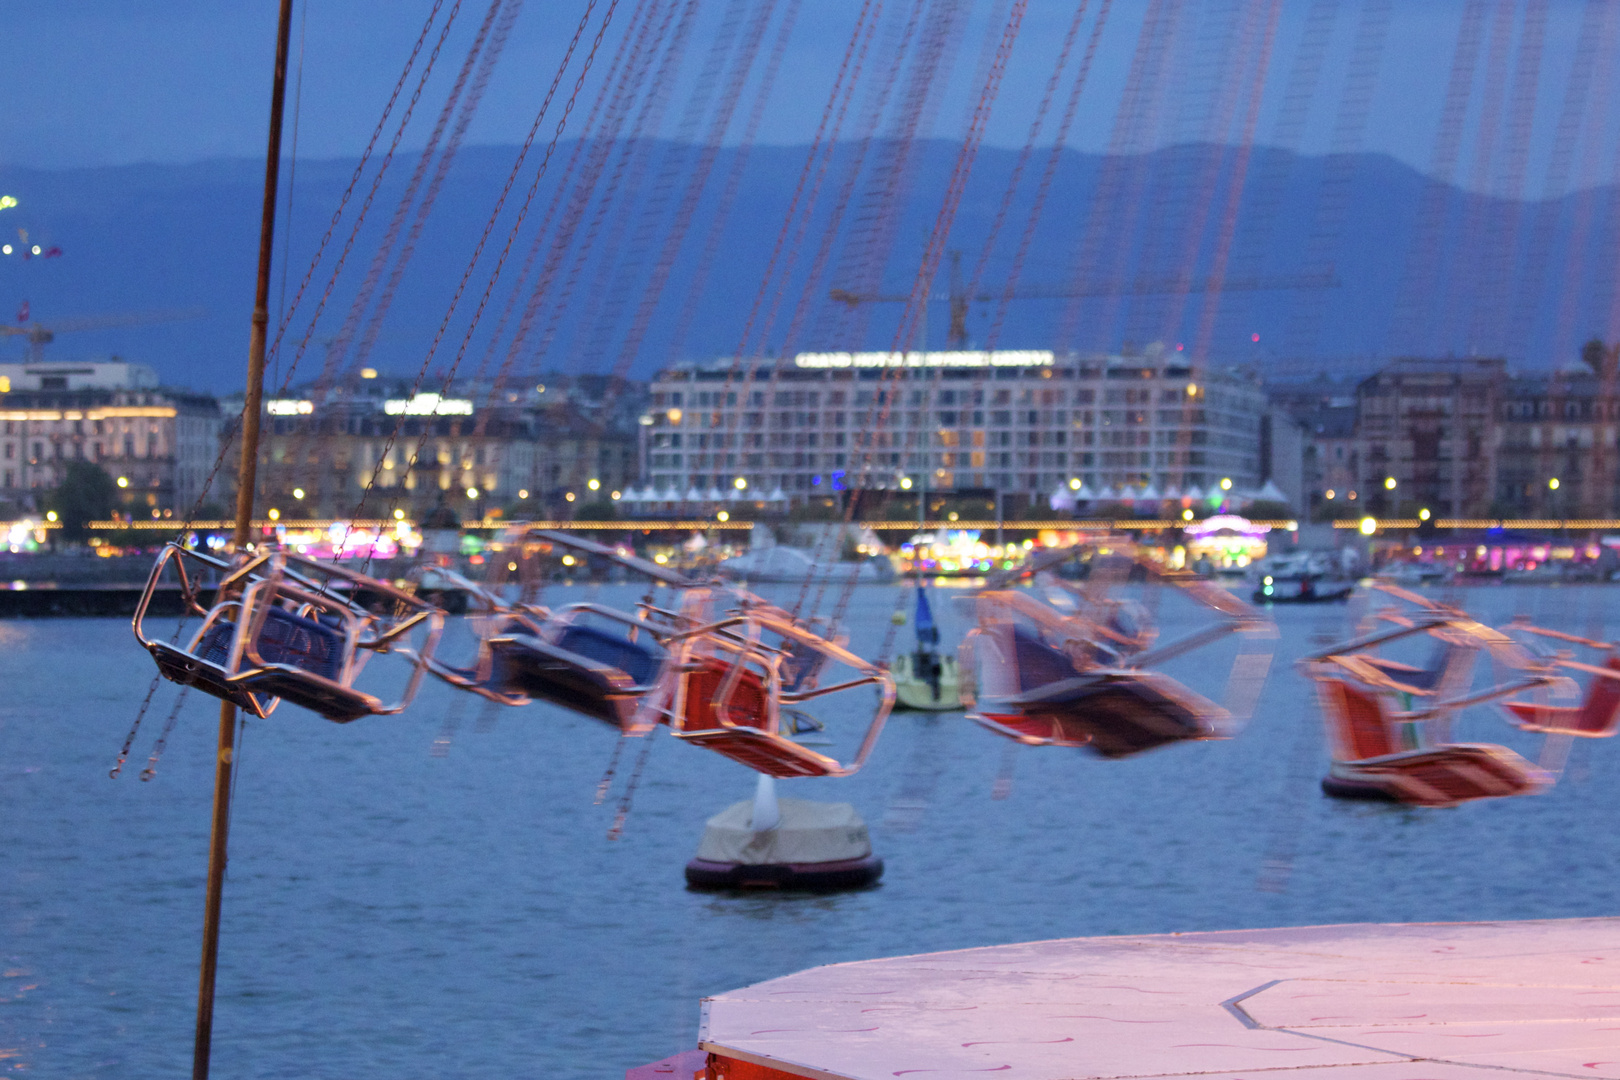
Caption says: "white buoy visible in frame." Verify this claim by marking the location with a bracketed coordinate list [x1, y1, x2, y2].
[686, 778, 883, 892]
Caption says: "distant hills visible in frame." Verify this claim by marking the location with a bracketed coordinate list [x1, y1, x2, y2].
[0, 140, 1615, 393]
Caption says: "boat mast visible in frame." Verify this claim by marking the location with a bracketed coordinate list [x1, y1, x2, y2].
[193, 2, 295, 1077]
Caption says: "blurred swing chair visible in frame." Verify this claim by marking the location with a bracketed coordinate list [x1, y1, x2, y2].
[959, 546, 1276, 758]
[1497, 618, 1620, 739]
[133, 542, 444, 723]
[634, 589, 896, 778]
[416, 529, 697, 730]
[1300, 588, 1560, 807]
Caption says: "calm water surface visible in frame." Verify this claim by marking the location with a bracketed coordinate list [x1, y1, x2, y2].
[2, 582, 1617, 1078]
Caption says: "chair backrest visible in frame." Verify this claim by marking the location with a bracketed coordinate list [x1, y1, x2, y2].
[1012, 624, 1080, 692]
[554, 623, 663, 686]
[779, 636, 828, 695]
[1572, 654, 1620, 734]
[253, 605, 346, 680]
[1318, 677, 1398, 760]
[680, 658, 770, 732]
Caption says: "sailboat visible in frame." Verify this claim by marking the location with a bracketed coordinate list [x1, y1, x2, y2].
[891, 583, 962, 710]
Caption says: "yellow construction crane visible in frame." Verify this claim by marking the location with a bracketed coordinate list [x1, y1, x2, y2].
[0, 306, 207, 363]
[830, 251, 1337, 349]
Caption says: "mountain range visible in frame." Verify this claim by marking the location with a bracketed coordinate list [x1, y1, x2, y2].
[0, 140, 1615, 394]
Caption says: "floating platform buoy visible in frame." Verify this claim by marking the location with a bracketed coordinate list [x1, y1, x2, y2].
[684, 776, 883, 892]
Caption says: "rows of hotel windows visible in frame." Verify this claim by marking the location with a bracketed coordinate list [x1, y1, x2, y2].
[644, 367, 1263, 494]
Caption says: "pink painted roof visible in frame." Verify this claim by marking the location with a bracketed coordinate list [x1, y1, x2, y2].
[700, 919, 1620, 1080]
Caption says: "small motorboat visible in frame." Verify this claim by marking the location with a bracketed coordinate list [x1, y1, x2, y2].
[1254, 574, 1354, 604]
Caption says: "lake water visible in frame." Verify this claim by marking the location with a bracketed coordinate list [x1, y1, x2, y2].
[3, 582, 1619, 1079]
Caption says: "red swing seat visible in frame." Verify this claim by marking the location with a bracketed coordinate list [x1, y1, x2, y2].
[1315, 678, 1546, 807]
[1502, 654, 1620, 736]
[647, 600, 895, 778]
[669, 657, 846, 778]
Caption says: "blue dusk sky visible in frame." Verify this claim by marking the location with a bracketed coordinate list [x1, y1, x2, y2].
[2, 1, 1614, 199]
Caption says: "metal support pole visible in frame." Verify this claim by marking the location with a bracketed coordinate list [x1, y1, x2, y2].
[193, 2, 295, 1077]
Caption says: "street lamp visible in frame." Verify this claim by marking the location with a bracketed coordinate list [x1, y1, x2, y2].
[1549, 477, 1560, 490]
[1219, 477, 1232, 491]
[1384, 477, 1397, 490]
[734, 477, 747, 490]
[1359, 516, 1377, 536]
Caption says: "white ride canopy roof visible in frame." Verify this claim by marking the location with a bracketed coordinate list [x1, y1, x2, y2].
[700, 917, 1620, 1080]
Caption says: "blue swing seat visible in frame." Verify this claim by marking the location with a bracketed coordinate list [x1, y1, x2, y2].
[975, 625, 1218, 757]
[491, 619, 666, 728]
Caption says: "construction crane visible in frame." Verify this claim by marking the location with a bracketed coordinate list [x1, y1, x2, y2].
[829, 251, 1338, 349]
[0, 305, 207, 363]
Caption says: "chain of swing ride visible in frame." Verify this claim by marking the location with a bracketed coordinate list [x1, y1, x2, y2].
[280, 0, 515, 502]
[115, 1, 1620, 805]
[782, 0, 979, 626]
[117, 0, 633, 782]
[111, 1, 474, 779]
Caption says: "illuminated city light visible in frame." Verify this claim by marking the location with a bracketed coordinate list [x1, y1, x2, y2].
[383, 393, 473, 416]
[795, 350, 1054, 370]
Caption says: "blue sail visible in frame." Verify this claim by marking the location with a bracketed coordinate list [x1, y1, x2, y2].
[914, 586, 940, 648]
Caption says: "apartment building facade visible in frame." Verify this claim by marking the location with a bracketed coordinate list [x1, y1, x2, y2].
[236, 378, 639, 518]
[0, 360, 222, 516]
[641, 348, 1269, 503]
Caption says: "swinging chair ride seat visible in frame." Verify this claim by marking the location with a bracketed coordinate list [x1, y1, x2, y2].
[971, 624, 1225, 757]
[1323, 746, 1546, 807]
[1315, 677, 1547, 807]
[670, 658, 852, 778]
[147, 616, 278, 718]
[1501, 654, 1620, 736]
[650, 604, 895, 779]
[135, 545, 444, 724]
[489, 616, 667, 728]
